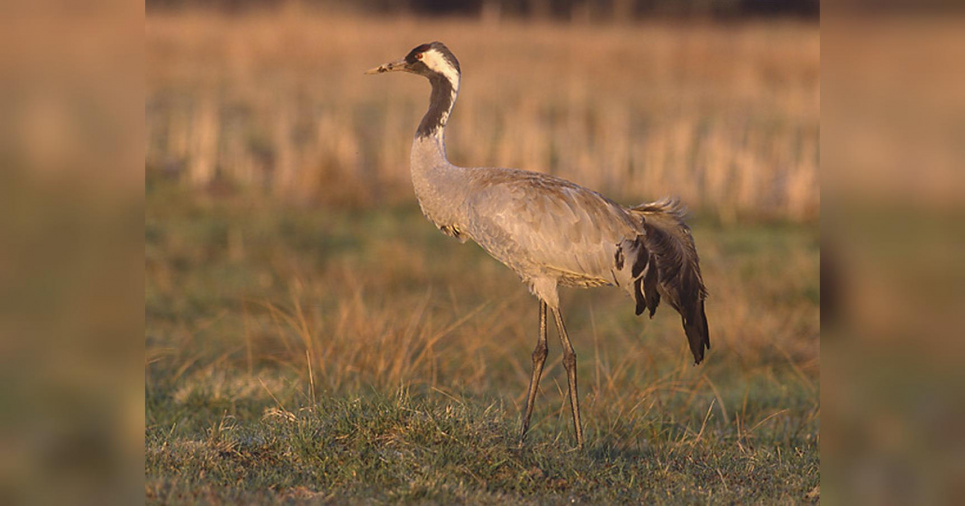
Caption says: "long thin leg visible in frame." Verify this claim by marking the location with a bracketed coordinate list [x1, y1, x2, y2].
[520, 300, 549, 444]
[553, 307, 584, 449]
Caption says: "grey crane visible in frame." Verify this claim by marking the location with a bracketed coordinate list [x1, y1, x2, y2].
[366, 42, 709, 449]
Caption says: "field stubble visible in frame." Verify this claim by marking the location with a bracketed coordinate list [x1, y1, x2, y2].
[147, 10, 818, 222]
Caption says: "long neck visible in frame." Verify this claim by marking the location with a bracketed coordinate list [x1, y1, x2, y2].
[410, 72, 465, 227]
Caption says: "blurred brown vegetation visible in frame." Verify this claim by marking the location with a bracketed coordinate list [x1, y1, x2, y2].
[0, 4, 143, 505]
[146, 9, 819, 222]
[821, 15, 965, 505]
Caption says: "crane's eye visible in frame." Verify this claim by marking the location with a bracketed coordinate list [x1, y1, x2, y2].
[415, 53, 423, 60]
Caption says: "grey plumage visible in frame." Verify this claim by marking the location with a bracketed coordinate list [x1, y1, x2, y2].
[367, 42, 709, 449]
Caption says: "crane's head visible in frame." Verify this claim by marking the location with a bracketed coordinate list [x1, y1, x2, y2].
[365, 42, 461, 85]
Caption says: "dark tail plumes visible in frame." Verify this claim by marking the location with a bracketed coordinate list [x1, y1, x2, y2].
[630, 198, 709, 364]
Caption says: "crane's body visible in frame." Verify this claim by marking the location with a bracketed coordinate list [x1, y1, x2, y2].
[367, 42, 709, 449]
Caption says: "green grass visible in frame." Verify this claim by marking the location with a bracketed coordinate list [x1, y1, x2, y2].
[147, 389, 816, 504]
[146, 179, 819, 503]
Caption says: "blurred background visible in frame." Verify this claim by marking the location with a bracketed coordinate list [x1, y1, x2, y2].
[145, 0, 819, 221]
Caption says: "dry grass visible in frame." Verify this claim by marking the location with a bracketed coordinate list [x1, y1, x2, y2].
[146, 10, 819, 221]
[145, 180, 819, 502]
[145, 11, 819, 502]
[146, 184, 819, 398]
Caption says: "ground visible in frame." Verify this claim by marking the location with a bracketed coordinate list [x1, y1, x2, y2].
[145, 180, 819, 503]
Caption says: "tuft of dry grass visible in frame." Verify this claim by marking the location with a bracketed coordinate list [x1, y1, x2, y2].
[146, 10, 818, 221]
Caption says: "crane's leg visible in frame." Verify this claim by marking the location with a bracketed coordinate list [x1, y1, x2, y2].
[552, 307, 584, 449]
[520, 300, 549, 444]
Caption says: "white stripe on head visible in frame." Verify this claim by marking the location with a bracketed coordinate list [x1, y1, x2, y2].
[420, 48, 460, 132]
[420, 49, 460, 92]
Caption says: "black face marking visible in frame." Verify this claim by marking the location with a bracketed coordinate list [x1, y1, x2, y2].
[399, 42, 462, 138]
[405, 43, 433, 64]
[404, 42, 461, 74]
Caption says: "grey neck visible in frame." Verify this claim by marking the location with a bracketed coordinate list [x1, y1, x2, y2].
[409, 71, 466, 229]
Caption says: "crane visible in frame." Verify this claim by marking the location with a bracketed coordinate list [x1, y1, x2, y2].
[366, 42, 709, 449]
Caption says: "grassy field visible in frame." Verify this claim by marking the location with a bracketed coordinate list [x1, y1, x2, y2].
[145, 177, 819, 503]
[146, 10, 818, 503]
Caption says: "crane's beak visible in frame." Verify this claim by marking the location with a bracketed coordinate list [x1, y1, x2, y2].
[364, 58, 409, 75]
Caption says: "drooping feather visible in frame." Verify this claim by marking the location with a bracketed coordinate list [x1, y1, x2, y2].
[630, 198, 710, 364]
